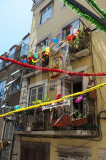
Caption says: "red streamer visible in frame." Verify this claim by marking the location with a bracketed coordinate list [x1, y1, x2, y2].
[0, 56, 106, 77]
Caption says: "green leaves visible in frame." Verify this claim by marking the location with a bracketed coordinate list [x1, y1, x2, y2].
[86, 0, 106, 18]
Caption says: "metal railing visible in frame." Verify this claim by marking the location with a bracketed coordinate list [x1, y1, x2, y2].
[15, 98, 96, 133]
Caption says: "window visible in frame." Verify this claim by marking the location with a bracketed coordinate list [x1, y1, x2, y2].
[36, 38, 49, 50]
[36, 37, 49, 53]
[62, 19, 80, 39]
[10, 78, 20, 92]
[30, 85, 44, 104]
[0, 80, 6, 96]
[9, 46, 16, 59]
[40, 4, 52, 25]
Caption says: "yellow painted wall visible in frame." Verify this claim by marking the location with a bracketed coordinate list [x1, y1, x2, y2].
[22, 136, 106, 160]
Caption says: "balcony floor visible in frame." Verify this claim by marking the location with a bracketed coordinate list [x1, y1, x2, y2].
[14, 130, 96, 138]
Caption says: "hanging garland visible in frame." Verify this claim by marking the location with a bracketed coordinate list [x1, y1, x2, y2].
[0, 82, 106, 117]
[60, 0, 106, 33]
[1, 56, 106, 77]
[86, 0, 106, 18]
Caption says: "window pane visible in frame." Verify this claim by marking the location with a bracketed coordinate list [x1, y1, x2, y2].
[32, 88, 36, 95]
[38, 93, 43, 100]
[38, 86, 43, 93]
[47, 5, 52, 19]
[31, 96, 36, 102]
[70, 20, 80, 35]
[41, 9, 47, 24]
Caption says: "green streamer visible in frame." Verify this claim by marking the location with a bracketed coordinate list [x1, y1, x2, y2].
[86, 0, 106, 18]
[60, 0, 106, 33]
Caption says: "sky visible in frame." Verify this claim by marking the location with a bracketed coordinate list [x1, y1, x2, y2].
[0, 0, 33, 55]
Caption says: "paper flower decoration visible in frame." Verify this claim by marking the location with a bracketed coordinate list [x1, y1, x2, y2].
[56, 94, 62, 100]
[14, 105, 20, 110]
[34, 53, 38, 59]
[76, 96, 83, 103]
[68, 34, 75, 42]
[73, 29, 79, 36]
[22, 59, 27, 63]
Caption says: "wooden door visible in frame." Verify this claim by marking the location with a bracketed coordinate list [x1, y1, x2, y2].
[25, 149, 44, 160]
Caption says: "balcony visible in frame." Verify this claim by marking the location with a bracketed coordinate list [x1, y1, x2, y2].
[14, 96, 97, 137]
[63, 26, 90, 61]
[20, 44, 29, 58]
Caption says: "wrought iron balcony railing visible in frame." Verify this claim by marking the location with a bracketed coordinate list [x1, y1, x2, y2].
[15, 97, 96, 137]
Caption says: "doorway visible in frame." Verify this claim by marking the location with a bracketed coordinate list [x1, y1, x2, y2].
[25, 149, 44, 160]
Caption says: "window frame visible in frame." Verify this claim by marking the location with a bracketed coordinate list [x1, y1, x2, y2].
[28, 79, 48, 106]
[10, 78, 20, 93]
[30, 85, 45, 105]
[40, 2, 53, 25]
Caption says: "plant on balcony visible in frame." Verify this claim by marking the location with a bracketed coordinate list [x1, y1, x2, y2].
[69, 26, 90, 55]
[71, 112, 88, 127]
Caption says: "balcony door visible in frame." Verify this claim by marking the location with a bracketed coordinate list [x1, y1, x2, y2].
[25, 149, 44, 160]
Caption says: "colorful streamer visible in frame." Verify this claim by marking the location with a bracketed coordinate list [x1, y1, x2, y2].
[0, 82, 106, 117]
[86, 0, 106, 18]
[1, 56, 106, 77]
[32, 55, 43, 63]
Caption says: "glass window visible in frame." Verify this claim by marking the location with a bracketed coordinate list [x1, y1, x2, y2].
[0, 80, 6, 96]
[10, 78, 20, 92]
[30, 85, 44, 104]
[40, 4, 52, 25]
[62, 19, 80, 39]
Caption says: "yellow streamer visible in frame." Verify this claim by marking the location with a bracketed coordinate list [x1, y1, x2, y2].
[32, 55, 43, 63]
[0, 82, 106, 118]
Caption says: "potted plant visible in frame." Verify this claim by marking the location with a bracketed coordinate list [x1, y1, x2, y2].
[71, 112, 88, 127]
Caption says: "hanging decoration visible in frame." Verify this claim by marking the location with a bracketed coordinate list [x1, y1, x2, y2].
[73, 29, 79, 36]
[0, 82, 106, 117]
[22, 59, 27, 63]
[34, 53, 38, 59]
[53, 37, 58, 44]
[14, 105, 20, 110]
[60, 0, 106, 33]
[32, 55, 43, 64]
[68, 34, 75, 42]
[76, 96, 83, 103]
[86, 0, 106, 18]
[1, 56, 106, 77]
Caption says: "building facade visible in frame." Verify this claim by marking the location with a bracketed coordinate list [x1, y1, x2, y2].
[0, 33, 30, 160]
[5, 0, 106, 160]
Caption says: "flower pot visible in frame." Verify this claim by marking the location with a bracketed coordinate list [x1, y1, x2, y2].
[25, 126, 32, 132]
[72, 117, 88, 126]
